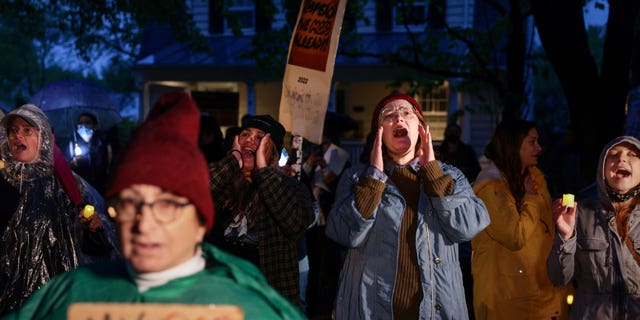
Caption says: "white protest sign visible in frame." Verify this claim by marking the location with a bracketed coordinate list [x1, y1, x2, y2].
[278, 0, 347, 145]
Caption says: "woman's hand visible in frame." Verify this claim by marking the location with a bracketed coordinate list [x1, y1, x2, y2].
[417, 124, 435, 165]
[370, 126, 384, 171]
[230, 135, 243, 168]
[552, 198, 577, 240]
[80, 208, 103, 232]
[256, 133, 273, 169]
[524, 175, 538, 195]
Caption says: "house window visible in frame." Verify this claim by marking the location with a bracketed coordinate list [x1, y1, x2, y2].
[226, 0, 255, 35]
[376, 0, 393, 31]
[415, 82, 449, 141]
[393, 1, 427, 32]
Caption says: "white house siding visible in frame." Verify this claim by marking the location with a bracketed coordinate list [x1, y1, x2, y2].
[356, 1, 377, 33]
[458, 88, 502, 156]
[188, 0, 211, 36]
[446, 0, 475, 28]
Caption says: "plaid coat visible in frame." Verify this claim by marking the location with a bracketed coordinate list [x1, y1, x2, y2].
[208, 155, 314, 306]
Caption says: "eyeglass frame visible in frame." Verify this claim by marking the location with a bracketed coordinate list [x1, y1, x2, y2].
[108, 197, 193, 224]
[378, 106, 420, 124]
[7, 125, 39, 138]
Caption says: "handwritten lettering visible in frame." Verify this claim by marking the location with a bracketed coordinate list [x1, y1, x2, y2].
[302, 0, 338, 19]
[293, 33, 329, 51]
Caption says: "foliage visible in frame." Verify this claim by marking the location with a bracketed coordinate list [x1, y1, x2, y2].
[241, 0, 529, 121]
[0, 0, 209, 60]
[0, 0, 211, 111]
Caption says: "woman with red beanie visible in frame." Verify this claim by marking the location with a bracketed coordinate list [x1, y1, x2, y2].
[206, 114, 315, 308]
[5, 91, 305, 320]
[325, 93, 490, 319]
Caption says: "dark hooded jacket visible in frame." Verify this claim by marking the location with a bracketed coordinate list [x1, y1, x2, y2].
[0, 104, 118, 315]
[547, 136, 640, 319]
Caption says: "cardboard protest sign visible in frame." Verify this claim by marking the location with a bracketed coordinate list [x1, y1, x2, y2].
[278, 0, 347, 144]
[67, 303, 243, 320]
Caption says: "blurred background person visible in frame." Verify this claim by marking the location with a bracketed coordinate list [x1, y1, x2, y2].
[69, 111, 119, 194]
[206, 114, 315, 308]
[282, 134, 321, 315]
[3, 91, 304, 320]
[436, 123, 481, 182]
[548, 135, 640, 319]
[472, 119, 572, 320]
[199, 112, 226, 164]
[0, 104, 117, 315]
[303, 128, 350, 316]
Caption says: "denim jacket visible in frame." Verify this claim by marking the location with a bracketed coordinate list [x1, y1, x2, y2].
[326, 162, 489, 319]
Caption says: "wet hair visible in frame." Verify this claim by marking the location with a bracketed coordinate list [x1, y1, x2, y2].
[484, 119, 537, 209]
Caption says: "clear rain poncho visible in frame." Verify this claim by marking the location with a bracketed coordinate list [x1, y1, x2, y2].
[0, 104, 118, 315]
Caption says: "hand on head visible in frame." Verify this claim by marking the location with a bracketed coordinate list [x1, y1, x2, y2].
[231, 135, 243, 168]
[417, 124, 435, 165]
[370, 126, 384, 171]
[255, 133, 273, 169]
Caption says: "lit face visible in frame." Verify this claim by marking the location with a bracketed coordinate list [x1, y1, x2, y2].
[378, 99, 421, 162]
[604, 143, 640, 194]
[292, 135, 303, 150]
[116, 184, 206, 273]
[238, 127, 273, 171]
[7, 117, 40, 163]
[519, 128, 542, 169]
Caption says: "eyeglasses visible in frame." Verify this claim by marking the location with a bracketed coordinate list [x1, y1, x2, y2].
[7, 126, 37, 137]
[109, 197, 193, 223]
[379, 106, 418, 124]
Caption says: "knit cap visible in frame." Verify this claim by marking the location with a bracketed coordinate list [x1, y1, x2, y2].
[105, 91, 215, 230]
[370, 93, 424, 130]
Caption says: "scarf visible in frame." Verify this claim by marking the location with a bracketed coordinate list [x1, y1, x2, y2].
[607, 183, 640, 203]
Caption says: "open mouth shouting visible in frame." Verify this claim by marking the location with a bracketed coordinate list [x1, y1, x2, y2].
[241, 146, 257, 157]
[12, 142, 28, 153]
[392, 126, 409, 138]
[613, 168, 632, 179]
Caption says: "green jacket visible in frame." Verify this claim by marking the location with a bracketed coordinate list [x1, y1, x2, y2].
[4, 243, 305, 320]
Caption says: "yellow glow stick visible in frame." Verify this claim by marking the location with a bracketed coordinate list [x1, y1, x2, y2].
[83, 205, 95, 218]
[562, 194, 575, 208]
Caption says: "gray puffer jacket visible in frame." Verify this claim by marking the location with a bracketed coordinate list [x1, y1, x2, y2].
[547, 136, 640, 319]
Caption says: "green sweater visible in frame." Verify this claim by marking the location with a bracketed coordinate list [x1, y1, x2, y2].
[4, 243, 305, 320]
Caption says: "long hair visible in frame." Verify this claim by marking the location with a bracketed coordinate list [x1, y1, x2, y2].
[484, 119, 537, 209]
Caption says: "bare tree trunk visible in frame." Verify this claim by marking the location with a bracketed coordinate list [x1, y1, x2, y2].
[503, 0, 526, 121]
[531, 0, 637, 187]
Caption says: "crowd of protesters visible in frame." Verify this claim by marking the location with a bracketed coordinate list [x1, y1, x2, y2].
[1, 90, 639, 319]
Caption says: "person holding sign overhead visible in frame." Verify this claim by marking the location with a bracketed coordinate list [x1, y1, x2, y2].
[4, 92, 304, 320]
[548, 135, 640, 319]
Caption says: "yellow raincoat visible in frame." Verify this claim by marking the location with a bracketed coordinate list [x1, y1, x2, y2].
[471, 164, 572, 320]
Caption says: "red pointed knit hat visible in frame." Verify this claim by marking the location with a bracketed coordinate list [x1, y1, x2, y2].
[105, 91, 215, 230]
[370, 93, 424, 130]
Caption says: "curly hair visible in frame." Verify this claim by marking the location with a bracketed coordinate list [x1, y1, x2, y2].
[484, 119, 537, 209]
